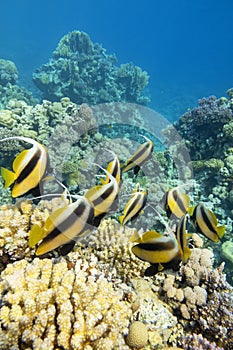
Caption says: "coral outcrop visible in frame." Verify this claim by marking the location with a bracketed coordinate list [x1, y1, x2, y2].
[0, 59, 37, 109]
[0, 257, 132, 350]
[33, 31, 150, 105]
[159, 247, 233, 349]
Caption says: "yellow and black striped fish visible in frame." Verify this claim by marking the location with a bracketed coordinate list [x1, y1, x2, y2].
[119, 185, 147, 225]
[175, 214, 191, 261]
[85, 163, 120, 225]
[189, 203, 225, 242]
[122, 136, 154, 174]
[100, 151, 121, 186]
[29, 195, 94, 256]
[164, 187, 190, 219]
[130, 228, 182, 276]
[0, 136, 49, 198]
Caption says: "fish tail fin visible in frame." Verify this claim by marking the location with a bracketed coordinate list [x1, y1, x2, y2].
[1, 167, 15, 188]
[119, 214, 124, 225]
[217, 225, 226, 239]
[187, 205, 195, 216]
[129, 229, 141, 243]
[183, 246, 192, 261]
[28, 224, 46, 247]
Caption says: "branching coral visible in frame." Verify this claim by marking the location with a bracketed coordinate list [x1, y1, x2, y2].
[0, 257, 132, 350]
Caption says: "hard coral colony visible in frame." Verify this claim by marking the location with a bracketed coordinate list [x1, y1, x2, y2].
[0, 31, 233, 349]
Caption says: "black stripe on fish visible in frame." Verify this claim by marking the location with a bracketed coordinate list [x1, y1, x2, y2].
[195, 204, 218, 236]
[16, 149, 41, 184]
[176, 214, 186, 251]
[172, 190, 187, 215]
[92, 183, 116, 206]
[126, 142, 152, 167]
[41, 201, 93, 242]
[136, 240, 176, 252]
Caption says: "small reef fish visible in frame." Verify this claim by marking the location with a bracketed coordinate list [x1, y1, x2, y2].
[0, 136, 49, 198]
[119, 184, 147, 225]
[121, 135, 154, 174]
[29, 195, 94, 256]
[100, 150, 121, 186]
[175, 214, 191, 261]
[85, 162, 120, 225]
[189, 203, 225, 242]
[130, 229, 182, 276]
[164, 187, 190, 219]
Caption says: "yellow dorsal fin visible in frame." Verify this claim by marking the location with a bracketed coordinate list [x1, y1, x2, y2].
[141, 230, 162, 242]
[12, 149, 30, 172]
[44, 206, 69, 231]
[28, 224, 46, 247]
[1, 167, 16, 188]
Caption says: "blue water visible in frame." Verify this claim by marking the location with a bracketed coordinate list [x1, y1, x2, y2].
[0, 0, 233, 121]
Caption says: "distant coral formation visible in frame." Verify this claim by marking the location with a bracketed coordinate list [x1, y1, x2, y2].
[0, 59, 37, 109]
[33, 31, 150, 105]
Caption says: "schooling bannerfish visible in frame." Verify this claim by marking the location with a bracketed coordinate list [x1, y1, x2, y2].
[29, 195, 94, 256]
[130, 229, 182, 275]
[189, 203, 225, 242]
[100, 151, 121, 186]
[175, 214, 191, 261]
[0, 136, 49, 198]
[84, 163, 120, 225]
[122, 135, 154, 174]
[164, 187, 190, 219]
[119, 185, 147, 226]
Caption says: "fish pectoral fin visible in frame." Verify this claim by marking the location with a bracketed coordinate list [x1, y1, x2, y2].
[28, 224, 46, 247]
[217, 225, 226, 239]
[158, 263, 164, 272]
[1, 167, 16, 188]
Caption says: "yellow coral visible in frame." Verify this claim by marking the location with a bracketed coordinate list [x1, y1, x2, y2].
[126, 321, 148, 348]
[0, 257, 132, 350]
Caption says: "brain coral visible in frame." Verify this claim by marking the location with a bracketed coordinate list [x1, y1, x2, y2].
[0, 257, 132, 350]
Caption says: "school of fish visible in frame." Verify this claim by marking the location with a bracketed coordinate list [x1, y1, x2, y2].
[0, 135, 226, 275]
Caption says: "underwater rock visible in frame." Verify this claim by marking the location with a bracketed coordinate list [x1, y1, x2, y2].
[33, 30, 150, 105]
[221, 240, 233, 266]
[0, 59, 18, 85]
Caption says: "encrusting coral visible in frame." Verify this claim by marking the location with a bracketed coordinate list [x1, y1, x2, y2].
[0, 257, 132, 350]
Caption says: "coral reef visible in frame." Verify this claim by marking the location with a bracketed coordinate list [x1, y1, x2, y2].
[33, 31, 150, 105]
[0, 257, 132, 350]
[159, 247, 233, 349]
[0, 59, 37, 109]
[0, 198, 68, 264]
[182, 333, 224, 350]
[0, 59, 18, 85]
